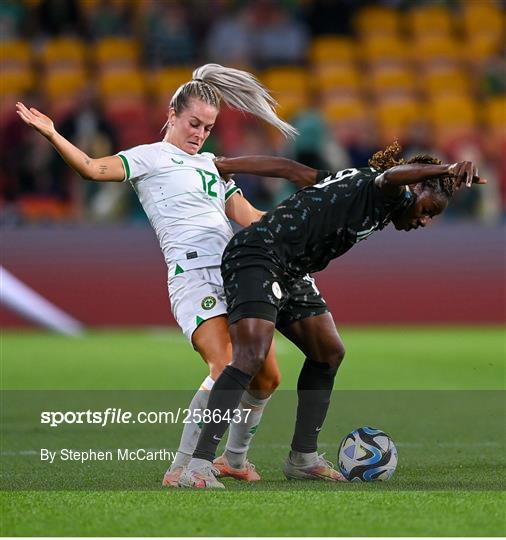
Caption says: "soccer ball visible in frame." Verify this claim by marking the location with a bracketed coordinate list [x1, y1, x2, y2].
[337, 426, 398, 481]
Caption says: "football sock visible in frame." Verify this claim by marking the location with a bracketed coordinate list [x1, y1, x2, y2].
[192, 365, 253, 463]
[170, 375, 214, 471]
[225, 391, 270, 468]
[291, 358, 337, 454]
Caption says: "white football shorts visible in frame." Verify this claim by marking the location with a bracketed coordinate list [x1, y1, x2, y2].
[168, 265, 228, 342]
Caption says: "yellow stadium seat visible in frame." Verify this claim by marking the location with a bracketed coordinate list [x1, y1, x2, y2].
[466, 33, 504, 63]
[0, 69, 34, 95]
[94, 38, 139, 67]
[360, 36, 410, 65]
[428, 96, 477, 128]
[262, 67, 309, 94]
[99, 70, 146, 100]
[354, 6, 400, 37]
[313, 66, 361, 93]
[484, 96, 506, 128]
[0, 41, 31, 69]
[375, 97, 422, 127]
[0, 41, 33, 95]
[149, 67, 193, 98]
[461, 2, 503, 62]
[261, 68, 309, 120]
[321, 98, 367, 123]
[310, 36, 355, 65]
[42, 70, 88, 99]
[407, 5, 453, 38]
[462, 2, 502, 37]
[422, 69, 470, 97]
[276, 93, 309, 121]
[369, 67, 415, 94]
[39, 37, 86, 69]
[413, 37, 461, 65]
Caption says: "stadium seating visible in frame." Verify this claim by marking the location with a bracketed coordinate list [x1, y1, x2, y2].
[98, 69, 146, 102]
[309, 36, 355, 66]
[3, 1, 504, 223]
[0, 40, 31, 70]
[148, 67, 194, 101]
[42, 70, 89, 120]
[39, 38, 87, 70]
[354, 6, 400, 38]
[413, 36, 462, 67]
[428, 96, 477, 135]
[422, 69, 470, 98]
[360, 36, 410, 67]
[313, 65, 361, 98]
[321, 98, 367, 124]
[262, 68, 310, 120]
[94, 37, 140, 70]
[368, 67, 415, 97]
[407, 5, 453, 39]
[484, 96, 506, 131]
[0, 41, 33, 96]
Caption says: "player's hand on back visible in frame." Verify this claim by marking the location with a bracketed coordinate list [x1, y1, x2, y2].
[16, 102, 56, 140]
[448, 161, 487, 189]
[213, 157, 233, 181]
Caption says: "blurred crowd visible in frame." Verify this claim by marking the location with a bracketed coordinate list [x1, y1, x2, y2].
[0, 0, 504, 225]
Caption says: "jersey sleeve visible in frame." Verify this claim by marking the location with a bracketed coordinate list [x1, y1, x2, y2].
[116, 144, 160, 182]
[224, 178, 242, 201]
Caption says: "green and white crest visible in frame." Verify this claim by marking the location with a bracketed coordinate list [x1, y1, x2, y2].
[201, 296, 217, 310]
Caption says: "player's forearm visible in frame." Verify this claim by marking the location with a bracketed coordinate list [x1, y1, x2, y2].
[383, 164, 451, 186]
[47, 131, 99, 180]
[216, 156, 318, 188]
[47, 131, 116, 182]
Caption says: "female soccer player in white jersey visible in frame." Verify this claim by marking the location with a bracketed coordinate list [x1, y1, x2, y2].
[16, 63, 302, 487]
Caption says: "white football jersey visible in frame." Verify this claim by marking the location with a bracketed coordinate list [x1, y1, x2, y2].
[117, 142, 241, 276]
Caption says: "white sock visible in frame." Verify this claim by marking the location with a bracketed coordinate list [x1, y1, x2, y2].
[289, 450, 318, 466]
[170, 376, 214, 471]
[224, 391, 270, 468]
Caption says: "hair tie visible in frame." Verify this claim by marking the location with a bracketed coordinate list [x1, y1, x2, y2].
[192, 78, 203, 82]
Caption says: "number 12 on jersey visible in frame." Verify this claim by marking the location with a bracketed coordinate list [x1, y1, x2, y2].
[196, 169, 218, 198]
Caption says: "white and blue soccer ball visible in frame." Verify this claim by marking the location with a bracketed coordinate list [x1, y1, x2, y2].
[338, 427, 398, 481]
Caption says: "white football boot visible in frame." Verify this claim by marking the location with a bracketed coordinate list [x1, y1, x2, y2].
[284, 453, 347, 482]
[179, 459, 225, 489]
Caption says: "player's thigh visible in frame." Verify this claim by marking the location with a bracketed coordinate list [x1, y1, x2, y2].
[276, 274, 345, 366]
[279, 312, 346, 370]
[169, 266, 229, 378]
[192, 315, 233, 379]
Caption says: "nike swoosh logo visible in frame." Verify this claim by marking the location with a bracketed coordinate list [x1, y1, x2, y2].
[171, 158, 184, 165]
[213, 435, 221, 442]
[315, 427, 322, 432]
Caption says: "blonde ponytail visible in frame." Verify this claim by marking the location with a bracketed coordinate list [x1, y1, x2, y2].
[168, 63, 298, 139]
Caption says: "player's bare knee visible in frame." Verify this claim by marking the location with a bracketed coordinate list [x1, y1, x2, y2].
[250, 370, 281, 396]
[268, 370, 281, 392]
[231, 346, 268, 377]
[207, 357, 229, 380]
[325, 343, 346, 373]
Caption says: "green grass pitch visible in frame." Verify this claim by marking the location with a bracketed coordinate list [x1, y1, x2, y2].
[1, 327, 505, 536]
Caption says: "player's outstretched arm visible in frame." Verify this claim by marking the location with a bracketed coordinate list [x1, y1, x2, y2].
[16, 102, 124, 182]
[214, 156, 318, 188]
[376, 161, 486, 197]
